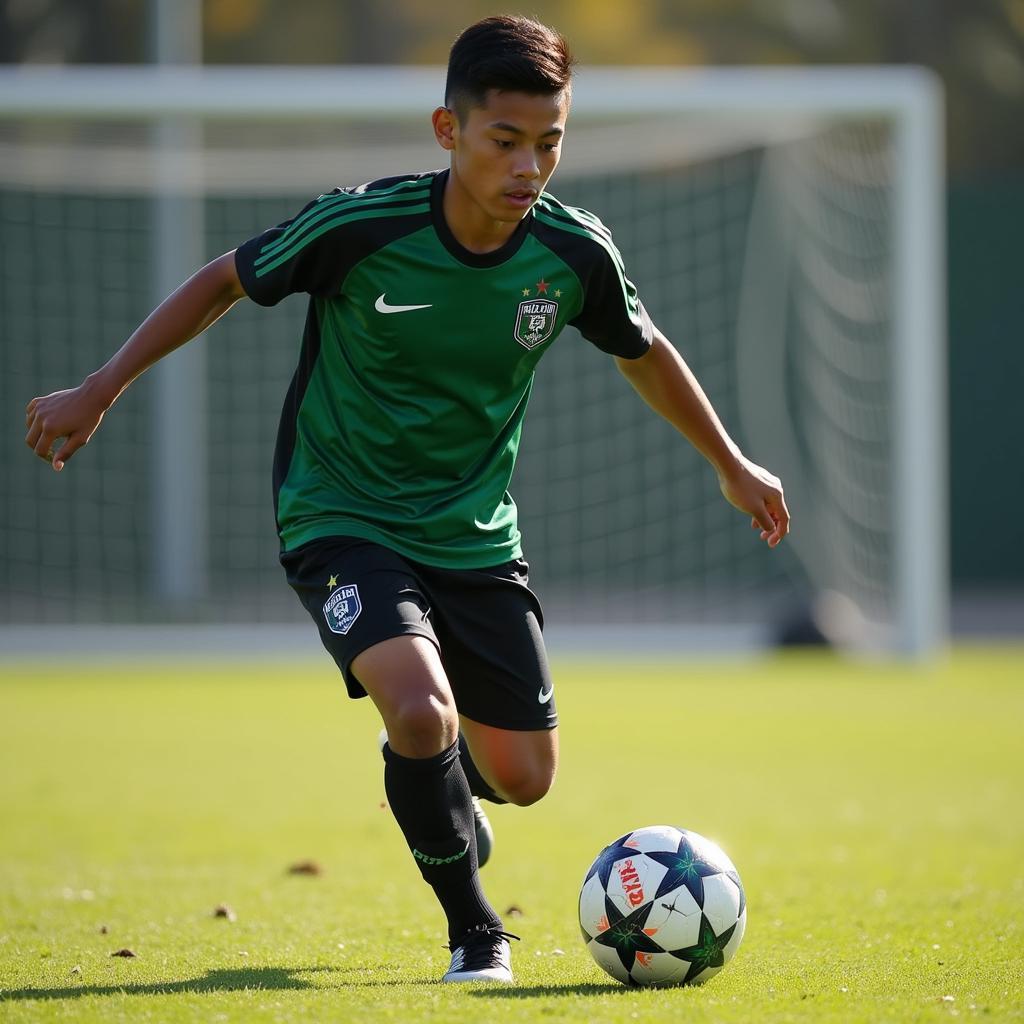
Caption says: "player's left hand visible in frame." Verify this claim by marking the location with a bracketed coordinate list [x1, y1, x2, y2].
[717, 455, 790, 548]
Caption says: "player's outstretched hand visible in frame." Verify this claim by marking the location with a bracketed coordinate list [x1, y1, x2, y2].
[718, 455, 790, 548]
[25, 380, 110, 471]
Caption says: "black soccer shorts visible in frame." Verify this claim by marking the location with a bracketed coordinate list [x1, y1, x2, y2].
[281, 535, 557, 731]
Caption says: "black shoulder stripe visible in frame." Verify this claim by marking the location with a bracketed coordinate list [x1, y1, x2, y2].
[255, 188, 431, 270]
[347, 170, 442, 195]
[254, 202, 431, 283]
[534, 196, 615, 247]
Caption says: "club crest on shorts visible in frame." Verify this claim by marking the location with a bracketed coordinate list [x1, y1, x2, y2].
[514, 299, 558, 349]
[323, 584, 361, 635]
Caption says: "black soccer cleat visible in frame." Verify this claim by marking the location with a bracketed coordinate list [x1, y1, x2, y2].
[442, 925, 519, 984]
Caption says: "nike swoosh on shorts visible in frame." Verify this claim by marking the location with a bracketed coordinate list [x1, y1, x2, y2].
[375, 293, 432, 314]
[537, 687, 554, 704]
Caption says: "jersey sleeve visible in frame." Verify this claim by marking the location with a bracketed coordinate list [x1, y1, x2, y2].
[234, 191, 350, 306]
[569, 235, 654, 359]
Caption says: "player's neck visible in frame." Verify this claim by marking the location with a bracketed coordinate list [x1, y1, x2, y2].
[441, 172, 520, 254]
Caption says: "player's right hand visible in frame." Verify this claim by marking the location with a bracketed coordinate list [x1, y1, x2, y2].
[25, 381, 109, 471]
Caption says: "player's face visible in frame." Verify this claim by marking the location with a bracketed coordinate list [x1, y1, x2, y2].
[435, 89, 568, 226]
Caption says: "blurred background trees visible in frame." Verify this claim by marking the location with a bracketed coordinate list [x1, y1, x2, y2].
[1, 0, 1022, 176]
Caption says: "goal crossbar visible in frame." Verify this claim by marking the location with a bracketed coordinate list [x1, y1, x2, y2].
[0, 64, 940, 119]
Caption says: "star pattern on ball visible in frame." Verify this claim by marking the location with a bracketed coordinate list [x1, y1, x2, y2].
[584, 833, 639, 890]
[591, 893, 663, 973]
[580, 828, 746, 988]
[647, 834, 722, 906]
[670, 913, 737, 983]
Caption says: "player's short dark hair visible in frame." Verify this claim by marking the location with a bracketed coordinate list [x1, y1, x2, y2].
[444, 15, 575, 121]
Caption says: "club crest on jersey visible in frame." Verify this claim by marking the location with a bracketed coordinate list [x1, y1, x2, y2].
[514, 299, 558, 350]
[323, 584, 361, 635]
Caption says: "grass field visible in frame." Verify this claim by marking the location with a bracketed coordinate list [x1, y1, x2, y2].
[1, 648, 1022, 1023]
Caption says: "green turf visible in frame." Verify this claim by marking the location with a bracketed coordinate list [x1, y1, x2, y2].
[1, 648, 1022, 1023]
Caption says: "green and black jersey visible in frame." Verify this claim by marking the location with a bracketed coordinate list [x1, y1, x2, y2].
[234, 169, 653, 569]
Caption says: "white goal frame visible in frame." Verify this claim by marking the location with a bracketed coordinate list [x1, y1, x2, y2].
[0, 64, 946, 658]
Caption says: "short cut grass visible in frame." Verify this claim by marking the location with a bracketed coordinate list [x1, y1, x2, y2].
[2, 649, 1023, 1022]
[444, 14, 575, 123]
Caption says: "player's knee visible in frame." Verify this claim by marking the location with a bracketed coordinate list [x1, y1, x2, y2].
[387, 694, 459, 757]
[495, 765, 555, 807]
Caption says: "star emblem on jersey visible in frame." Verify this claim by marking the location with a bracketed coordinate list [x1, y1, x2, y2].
[323, 583, 362, 635]
[327, 574, 338, 590]
[514, 296, 558, 350]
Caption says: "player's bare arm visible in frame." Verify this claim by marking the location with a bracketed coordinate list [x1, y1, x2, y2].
[25, 250, 245, 471]
[614, 326, 790, 548]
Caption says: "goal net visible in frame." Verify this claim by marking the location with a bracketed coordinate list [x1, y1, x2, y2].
[0, 66, 946, 656]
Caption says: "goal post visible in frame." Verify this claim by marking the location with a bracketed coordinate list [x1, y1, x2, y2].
[0, 65, 946, 657]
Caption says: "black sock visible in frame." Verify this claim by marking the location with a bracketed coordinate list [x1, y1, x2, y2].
[383, 740, 501, 943]
[457, 732, 508, 805]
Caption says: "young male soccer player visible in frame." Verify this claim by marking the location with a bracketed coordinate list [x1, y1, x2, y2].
[24, 15, 789, 983]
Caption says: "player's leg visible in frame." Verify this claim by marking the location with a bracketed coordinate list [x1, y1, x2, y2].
[449, 724, 556, 866]
[423, 554, 559, 805]
[352, 636, 517, 982]
[355, 634, 457, 757]
[350, 635, 506, 945]
[458, 718, 558, 807]
[280, 537, 513, 982]
[378, 725, 497, 867]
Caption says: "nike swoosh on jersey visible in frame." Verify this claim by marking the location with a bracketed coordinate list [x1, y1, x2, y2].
[537, 686, 554, 704]
[375, 293, 433, 314]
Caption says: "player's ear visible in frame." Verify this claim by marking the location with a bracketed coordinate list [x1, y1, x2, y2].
[432, 106, 457, 151]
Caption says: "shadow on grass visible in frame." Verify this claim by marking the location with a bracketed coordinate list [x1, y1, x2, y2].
[0, 965, 339, 1002]
[1, 967, 626, 1002]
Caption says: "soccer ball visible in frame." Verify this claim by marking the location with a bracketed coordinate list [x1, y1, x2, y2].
[579, 825, 746, 987]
